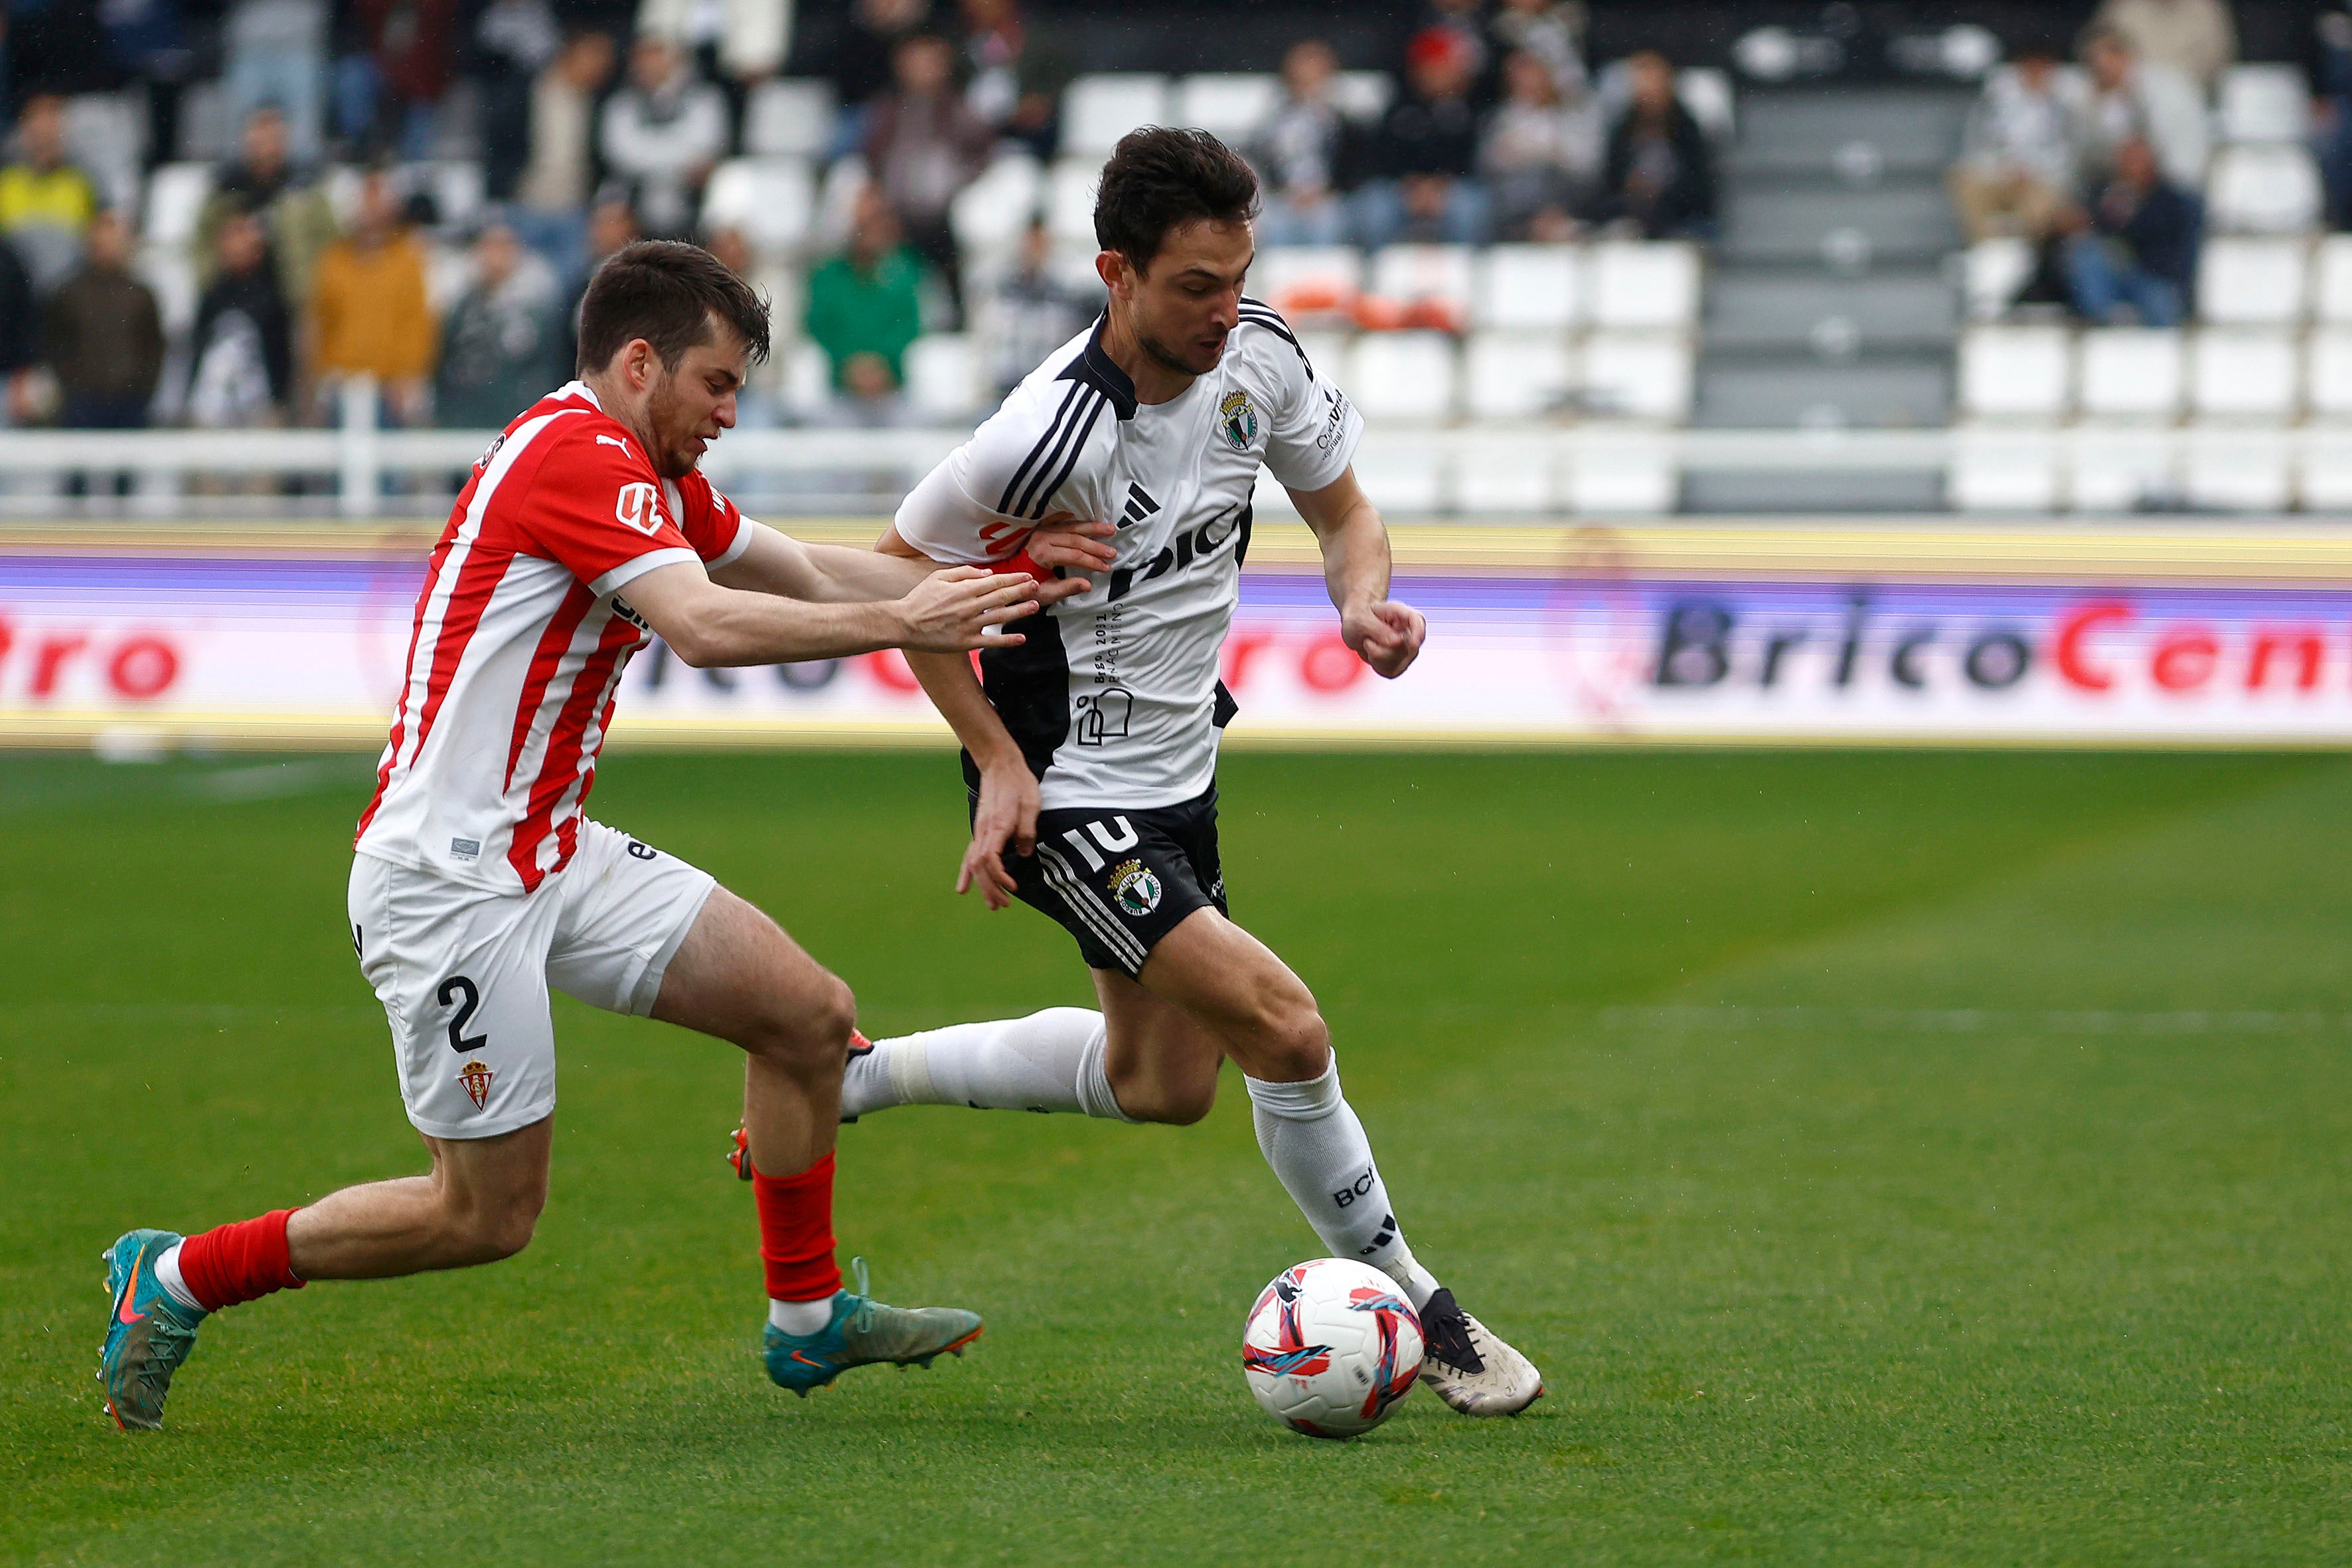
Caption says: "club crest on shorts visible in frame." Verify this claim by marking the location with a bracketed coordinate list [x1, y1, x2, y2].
[457, 1058, 495, 1111]
[1109, 858, 1162, 916]
[1217, 389, 1257, 452]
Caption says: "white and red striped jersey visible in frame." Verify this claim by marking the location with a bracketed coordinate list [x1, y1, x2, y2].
[355, 381, 749, 894]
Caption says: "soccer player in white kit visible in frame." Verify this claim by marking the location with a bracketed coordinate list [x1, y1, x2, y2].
[96, 242, 1081, 1429]
[844, 129, 1543, 1415]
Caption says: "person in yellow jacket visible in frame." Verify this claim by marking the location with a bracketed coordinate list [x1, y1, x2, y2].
[307, 171, 436, 425]
[0, 94, 99, 293]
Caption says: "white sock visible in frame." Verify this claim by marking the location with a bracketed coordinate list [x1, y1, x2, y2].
[843, 1008, 1135, 1121]
[767, 1296, 834, 1335]
[154, 1241, 206, 1314]
[1244, 1058, 1443, 1312]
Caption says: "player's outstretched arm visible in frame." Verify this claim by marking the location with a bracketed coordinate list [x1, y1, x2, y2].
[622, 558, 1041, 666]
[714, 520, 1112, 607]
[1289, 466, 1427, 680]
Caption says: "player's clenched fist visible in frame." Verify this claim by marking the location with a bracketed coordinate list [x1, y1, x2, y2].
[895, 566, 1041, 651]
[1342, 599, 1427, 679]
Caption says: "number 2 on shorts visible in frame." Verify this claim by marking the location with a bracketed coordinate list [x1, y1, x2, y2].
[438, 975, 488, 1054]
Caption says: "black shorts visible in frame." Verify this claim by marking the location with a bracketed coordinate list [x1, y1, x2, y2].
[977, 784, 1227, 978]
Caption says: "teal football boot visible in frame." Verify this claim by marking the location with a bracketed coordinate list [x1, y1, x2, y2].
[762, 1259, 982, 1397]
[98, 1229, 207, 1431]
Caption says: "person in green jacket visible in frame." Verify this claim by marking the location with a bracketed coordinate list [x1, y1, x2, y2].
[803, 187, 929, 419]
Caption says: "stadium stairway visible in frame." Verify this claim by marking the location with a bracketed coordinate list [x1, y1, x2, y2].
[1689, 85, 1972, 512]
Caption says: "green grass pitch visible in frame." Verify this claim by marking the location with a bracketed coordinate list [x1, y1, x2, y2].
[6, 746, 2352, 1565]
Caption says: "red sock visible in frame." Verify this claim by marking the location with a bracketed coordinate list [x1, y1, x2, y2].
[176, 1208, 307, 1312]
[751, 1151, 842, 1302]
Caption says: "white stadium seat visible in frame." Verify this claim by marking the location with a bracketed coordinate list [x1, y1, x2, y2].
[408, 161, 483, 230]
[2077, 328, 2185, 420]
[700, 158, 815, 256]
[950, 155, 1044, 258]
[1172, 74, 1281, 140]
[2300, 443, 2352, 509]
[1564, 430, 1676, 514]
[1957, 325, 2071, 419]
[141, 163, 213, 250]
[2218, 64, 2310, 145]
[1367, 243, 1476, 327]
[2304, 330, 2352, 417]
[1473, 244, 1583, 331]
[781, 341, 832, 418]
[1329, 70, 1395, 122]
[905, 334, 982, 420]
[1580, 332, 1693, 422]
[1249, 246, 1362, 323]
[1346, 331, 1460, 422]
[1046, 157, 1102, 248]
[1348, 447, 1445, 512]
[744, 78, 839, 158]
[1587, 241, 1700, 329]
[1962, 236, 2035, 321]
[425, 240, 474, 313]
[1950, 428, 2062, 512]
[2188, 329, 2300, 420]
[2069, 426, 2178, 512]
[2207, 144, 2323, 234]
[1453, 431, 1558, 512]
[1676, 67, 1736, 141]
[1060, 74, 1170, 159]
[133, 246, 198, 336]
[2314, 236, 2352, 323]
[2183, 428, 2293, 512]
[1462, 331, 1575, 420]
[2197, 236, 2310, 325]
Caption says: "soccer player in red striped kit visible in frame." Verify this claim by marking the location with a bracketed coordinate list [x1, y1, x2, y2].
[96, 241, 1112, 1429]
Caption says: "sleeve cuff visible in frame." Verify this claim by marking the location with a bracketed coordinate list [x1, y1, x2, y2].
[590, 547, 700, 599]
[706, 517, 757, 572]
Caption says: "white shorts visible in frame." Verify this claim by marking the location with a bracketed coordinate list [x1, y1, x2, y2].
[347, 819, 718, 1140]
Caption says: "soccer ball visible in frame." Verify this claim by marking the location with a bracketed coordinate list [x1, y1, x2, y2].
[1241, 1258, 1424, 1439]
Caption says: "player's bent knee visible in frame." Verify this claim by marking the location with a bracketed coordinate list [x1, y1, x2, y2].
[1253, 1004, 1331, 1081]
[1117, 1078, 1218, 1127]
[744, 973, 856, 1075]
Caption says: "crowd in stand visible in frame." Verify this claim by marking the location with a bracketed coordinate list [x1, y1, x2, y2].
[1950, 0, 2352, 329]
[0, 0, 1723, 435]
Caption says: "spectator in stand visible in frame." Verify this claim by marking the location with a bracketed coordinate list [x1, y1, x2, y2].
[561, 191, 640, 373]
[1488, 0, 1587, 99]
[435, 218, 564, 428]
[1480, 46, 1603, 240]
[2079, 26, 2209, 191]
[2063, 135, 2199, 326]
[0, 238, 37, 428]
[1948, 38, 2085, 242]
[862, 30, 990, 324]
[104, 0, 195, 170]
[222, 0, 328, 162]
[985, 216, 1093, 398]
[307, 170, 435, 425]
[599, 32, 730, 237]
[185, 206, 293, 430]
[198, 106, 340, 310]
[804, 185, 925, 424]
[1251, 39, 1361, 248]
[475, 0, 563, 203]
[636, 0, 791, 100]
[514, 30, 617, 272]
[335, 0, 457, 160]
[0, 94, 98, 294]
[830, 0, 933, 120]
[958, 0, 1071, 161]
[2088, 0, 2236, 90]
[43, 211, 163, 495]
[1356, 27, 1488, 247]
[2316, 8, 2352, 230]
[1593, 49, 1715, 240]
[1418, 0, 1492, 98]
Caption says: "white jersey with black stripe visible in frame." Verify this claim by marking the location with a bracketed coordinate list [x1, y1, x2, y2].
[897, 304, 1363, 809]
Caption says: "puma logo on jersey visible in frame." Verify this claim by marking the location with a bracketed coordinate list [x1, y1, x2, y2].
[596, 434, 632, 453]
[1107, 507, 1241, 602]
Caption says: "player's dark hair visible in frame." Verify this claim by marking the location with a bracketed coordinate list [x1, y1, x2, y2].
[1093, 127, 1260, 272]
[575, 239, 771, 375]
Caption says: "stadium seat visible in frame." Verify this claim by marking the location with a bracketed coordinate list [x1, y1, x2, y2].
[2197, 236, 2310, 325]
[2206, 144, 2323, 234]
[1580, 333, 1693, 422]
[1346, 331, 1460, 422]
[950, 154, 1044, 258]
[1172, 73, 1281, 141]
[1949, 428, 2063, 512]
[1046, 157, 1102, 248]
[424, 241, 474, 313]
[1348, 445, 1445, 512]
[1250, 246, 1362, 323]
[1956, 325, 2071, 420]
[1962, 236, 2035, 321]
[781, 341, 833, 418]
[1330, 70, 1395, 122]
[2300, 442, 2352, 509]
[2304, 329, 2352, 417]
[132, 246, 197, 337]
[175, 78, 228, 161]
[2313, 236, 2352, 323]
[905, 334, 982, 420]
[141, 163, 213, 251]
[2182, 428, 2293, 512]
[2077, 328, 2185, 420]
[408, 161, 483, 230]
[2068, 426, 2179, 511]
[1472, 244, 1583, 331]
[2217, 64, 2310, 145]
[1060, 74, 1171, 159]
[1295, 328, 1352, 378]
[700, 158, 815, 256]
[1563, 430, 1675, 514]
[1587, 241, 1700, 329]
[1462, 331, 1575, 420]
[744, 78, 840, 159]
[2188, 329, 2300, 420]
[1452, 431, 1558, 513]
[812, 156, 870, 251]
[1366, 244, 1476, 331]
[1676, 67, 1737, 141]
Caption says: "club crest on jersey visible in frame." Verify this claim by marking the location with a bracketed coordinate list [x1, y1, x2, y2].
[1109, 858, 1162, 915]
[457, 1058, 495, 1111]
[1217, 389, 1257, 451]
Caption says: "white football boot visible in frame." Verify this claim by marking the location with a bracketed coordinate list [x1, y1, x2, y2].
[1416, 1289, 1544, 1415]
